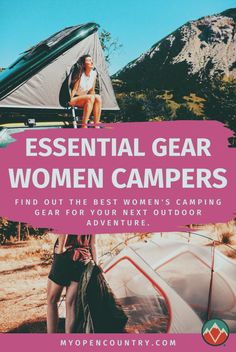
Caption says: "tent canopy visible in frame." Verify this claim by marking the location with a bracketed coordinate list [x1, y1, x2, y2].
[0, 23, 119, 112]
[103, 236, 236, 333]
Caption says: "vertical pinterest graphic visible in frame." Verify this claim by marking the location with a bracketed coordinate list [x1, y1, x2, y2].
[0, 1, 236, 352]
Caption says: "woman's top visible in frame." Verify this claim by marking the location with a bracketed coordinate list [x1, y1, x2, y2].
[55, 234, 93, 263]
[66, 234, 92, 249]
[75, 70, 97, 95]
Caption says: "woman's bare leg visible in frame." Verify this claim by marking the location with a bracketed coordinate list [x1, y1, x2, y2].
[65, 281, 79, 333]
[93, 94, 102, 127]
[47, 279, 64, 333]
[70, 95, 95, 128]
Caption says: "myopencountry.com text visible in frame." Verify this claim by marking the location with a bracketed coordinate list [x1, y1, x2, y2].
[59, 337, 176, 348]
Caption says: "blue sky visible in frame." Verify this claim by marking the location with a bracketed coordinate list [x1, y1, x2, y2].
[0, 0, 235, 74]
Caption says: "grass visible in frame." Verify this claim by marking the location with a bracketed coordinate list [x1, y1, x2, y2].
[0, 234, 55, 261]
[220, 231, 234, 245]
[190, 220, 236, 256]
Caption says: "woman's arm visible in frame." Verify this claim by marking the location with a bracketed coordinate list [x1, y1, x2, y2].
[70, 80, 80, 99]
[56, 234, 68, 253]
[90, 235, 97, 263]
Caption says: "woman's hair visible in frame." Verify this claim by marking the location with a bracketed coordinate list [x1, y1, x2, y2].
[70, 54, 92, 89]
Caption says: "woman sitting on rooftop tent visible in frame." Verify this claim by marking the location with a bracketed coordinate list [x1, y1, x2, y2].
[69, 55, 102, 128]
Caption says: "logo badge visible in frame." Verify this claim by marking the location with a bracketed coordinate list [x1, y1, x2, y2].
[202, 319, 229, 346]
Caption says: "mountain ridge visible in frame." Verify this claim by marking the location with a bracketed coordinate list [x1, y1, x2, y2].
[114, 8, 236, 93]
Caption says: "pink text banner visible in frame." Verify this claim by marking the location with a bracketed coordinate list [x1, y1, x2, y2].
[0, 121, 235, 234]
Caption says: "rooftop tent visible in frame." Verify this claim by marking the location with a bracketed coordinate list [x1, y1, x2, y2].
[103, 236, 236, 333]
[0, 23, 119, 113]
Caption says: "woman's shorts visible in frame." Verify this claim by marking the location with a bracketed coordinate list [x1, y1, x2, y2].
[48, 251, 85, 287]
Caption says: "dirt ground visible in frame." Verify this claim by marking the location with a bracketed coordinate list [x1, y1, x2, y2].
[0, 233, 128, 333]
[0, 238, 58, 333]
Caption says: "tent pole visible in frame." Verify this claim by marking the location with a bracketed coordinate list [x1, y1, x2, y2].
[207, 241, 215, 320]
[72, 107, 78, 129]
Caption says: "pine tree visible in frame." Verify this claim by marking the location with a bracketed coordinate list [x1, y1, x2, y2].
[175, 105, 201, 120]
[203, 78, 236, 132]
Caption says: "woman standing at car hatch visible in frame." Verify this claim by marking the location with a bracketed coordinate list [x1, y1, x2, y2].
[47, 233, 127, 333]
[47, 234, 97, 333]
[69, 55, 102, 128]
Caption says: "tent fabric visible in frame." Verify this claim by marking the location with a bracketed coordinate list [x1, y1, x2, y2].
[104, 258, 169, 333]
[103, 237, 236, 333]
[104, 245, 203, 333]
[0, 33, 119, 110]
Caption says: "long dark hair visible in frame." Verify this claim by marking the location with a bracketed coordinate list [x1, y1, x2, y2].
[70, 54, 91, 89]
